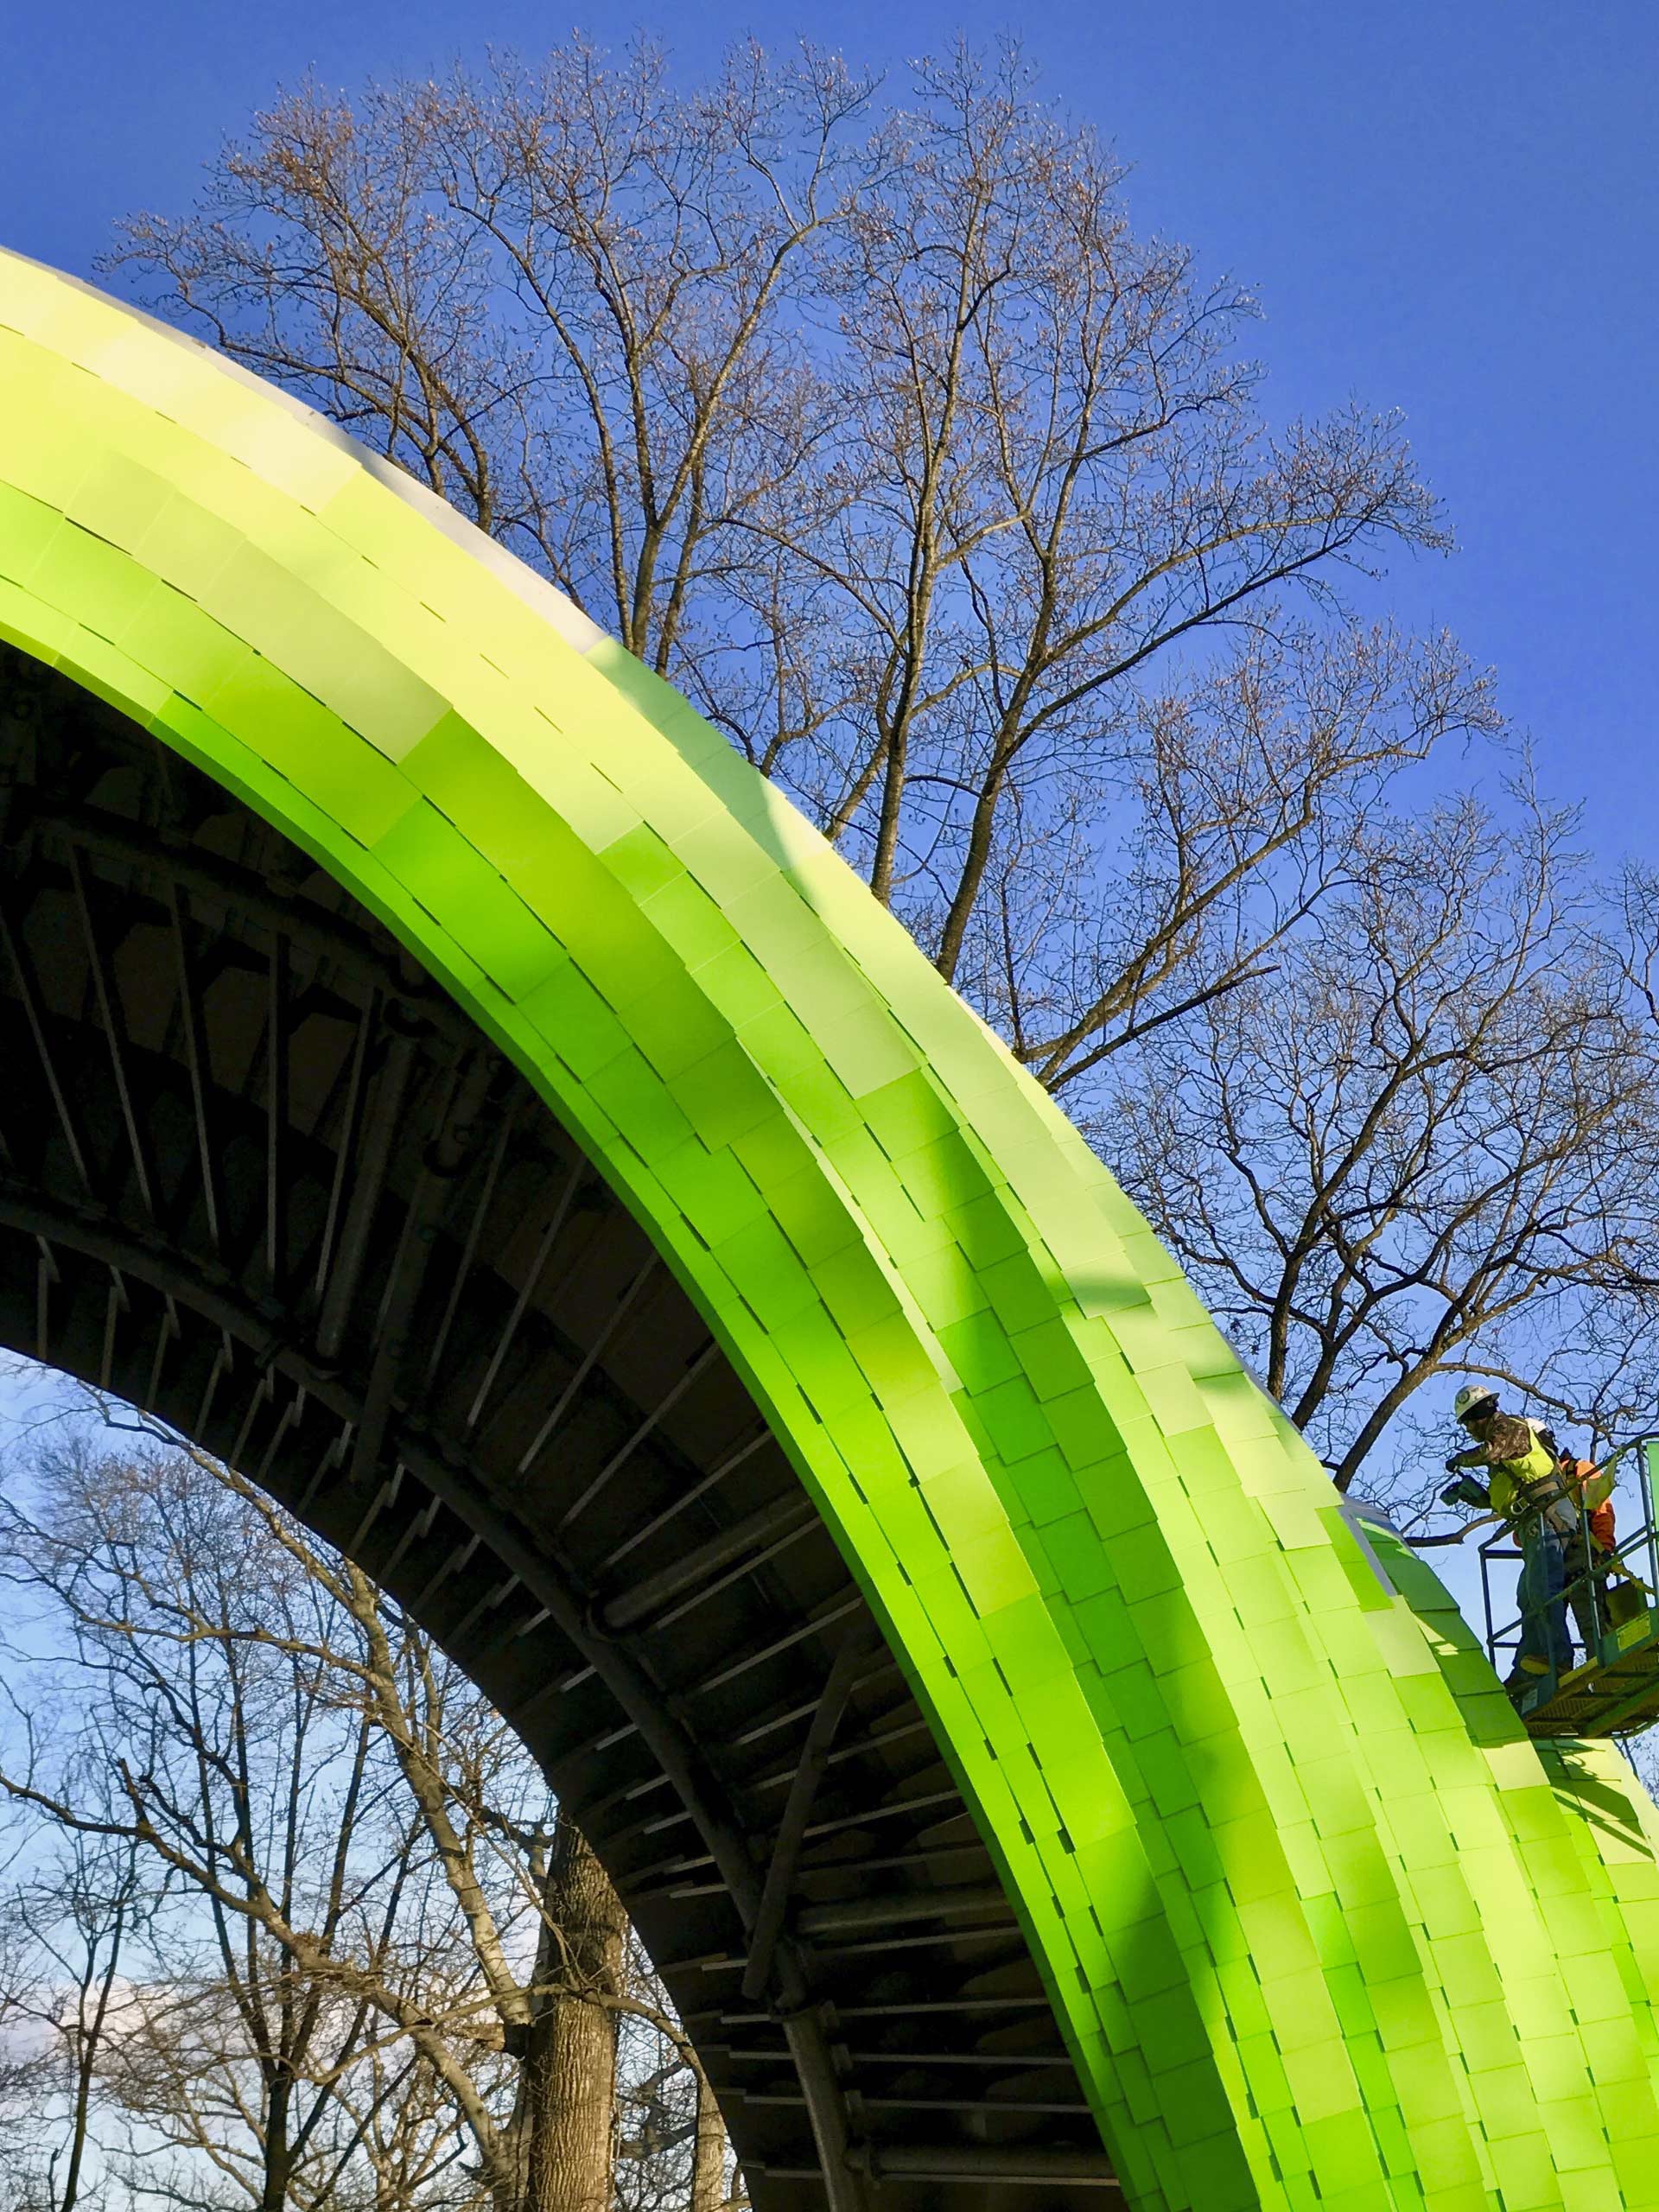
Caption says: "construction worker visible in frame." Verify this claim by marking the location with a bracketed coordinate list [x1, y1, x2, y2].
[1555, 1446, 1615, 1655]
[1442, 1384, 1573, 1684]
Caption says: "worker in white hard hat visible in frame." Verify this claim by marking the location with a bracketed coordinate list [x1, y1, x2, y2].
[1442, 1383, 1572, 1686]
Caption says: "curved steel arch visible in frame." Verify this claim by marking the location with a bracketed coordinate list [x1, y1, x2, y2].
[1, 245, 1658, 2212]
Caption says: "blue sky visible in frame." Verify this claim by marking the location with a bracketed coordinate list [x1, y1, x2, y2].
[5, 2, 1656, 856]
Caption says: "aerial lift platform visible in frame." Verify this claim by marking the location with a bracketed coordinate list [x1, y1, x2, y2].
[1478, 1440, 1659, 1740]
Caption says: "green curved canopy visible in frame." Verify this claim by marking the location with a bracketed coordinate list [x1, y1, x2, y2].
[3, 244, 1658, 2212]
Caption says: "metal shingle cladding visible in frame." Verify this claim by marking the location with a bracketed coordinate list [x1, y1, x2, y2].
[3, 244, 1658, 2212]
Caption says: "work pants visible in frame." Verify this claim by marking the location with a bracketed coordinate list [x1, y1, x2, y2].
[1560, 1535, 1605, 1658]
[1515, 1525, 1569, 1677]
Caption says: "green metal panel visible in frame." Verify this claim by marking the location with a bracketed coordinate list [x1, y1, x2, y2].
[2, 244, 1658, 2211]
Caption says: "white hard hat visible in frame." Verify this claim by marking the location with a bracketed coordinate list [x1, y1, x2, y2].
[1453, 1382, 1499, 1423]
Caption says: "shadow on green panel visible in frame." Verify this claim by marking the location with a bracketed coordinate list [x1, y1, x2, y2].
[1348, 1510, 1526, 1752]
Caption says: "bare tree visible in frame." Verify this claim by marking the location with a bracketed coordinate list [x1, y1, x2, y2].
[108, 41, 878, 663]
[962, 618, 1494, 1092]
[0, 1438, 446, 2210]
[1115, 785, 1659, 1499]
[106, 35, 1486, 1106]
[0, 1430, 723, 2212]
[782, 50, 1452, 950]
[91, 23, 1659, 1612]
[0, 1831, 144, 2212]
[35, 1835, 142, 2212]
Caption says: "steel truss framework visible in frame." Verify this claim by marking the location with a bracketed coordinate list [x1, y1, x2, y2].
[3, 248, 1659, 2212]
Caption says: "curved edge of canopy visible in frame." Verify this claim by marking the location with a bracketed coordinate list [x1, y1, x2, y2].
[2, 244, 1656, 2212]
[1366, 1519, 1659, 2194]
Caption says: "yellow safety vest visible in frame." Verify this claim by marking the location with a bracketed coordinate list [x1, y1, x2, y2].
[1487, 1433, 1567, 1522]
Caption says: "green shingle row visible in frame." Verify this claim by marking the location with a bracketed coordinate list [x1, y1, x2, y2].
[3, 243, 1658, 2210]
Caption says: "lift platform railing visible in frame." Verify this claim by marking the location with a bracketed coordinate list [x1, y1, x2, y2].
[1479, 1438, 1659, 1738]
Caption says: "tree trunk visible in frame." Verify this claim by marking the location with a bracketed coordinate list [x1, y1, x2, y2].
[259, 2065, 293, 2212]
[690, 2070, 728, 2212]
[523, 1814, 626, 2212]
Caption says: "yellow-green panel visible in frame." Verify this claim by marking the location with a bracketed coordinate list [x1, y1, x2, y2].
[3, 243, 1659, 2211]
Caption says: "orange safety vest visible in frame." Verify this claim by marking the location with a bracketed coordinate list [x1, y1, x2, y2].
[1562, 1457, 1615, 1550]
